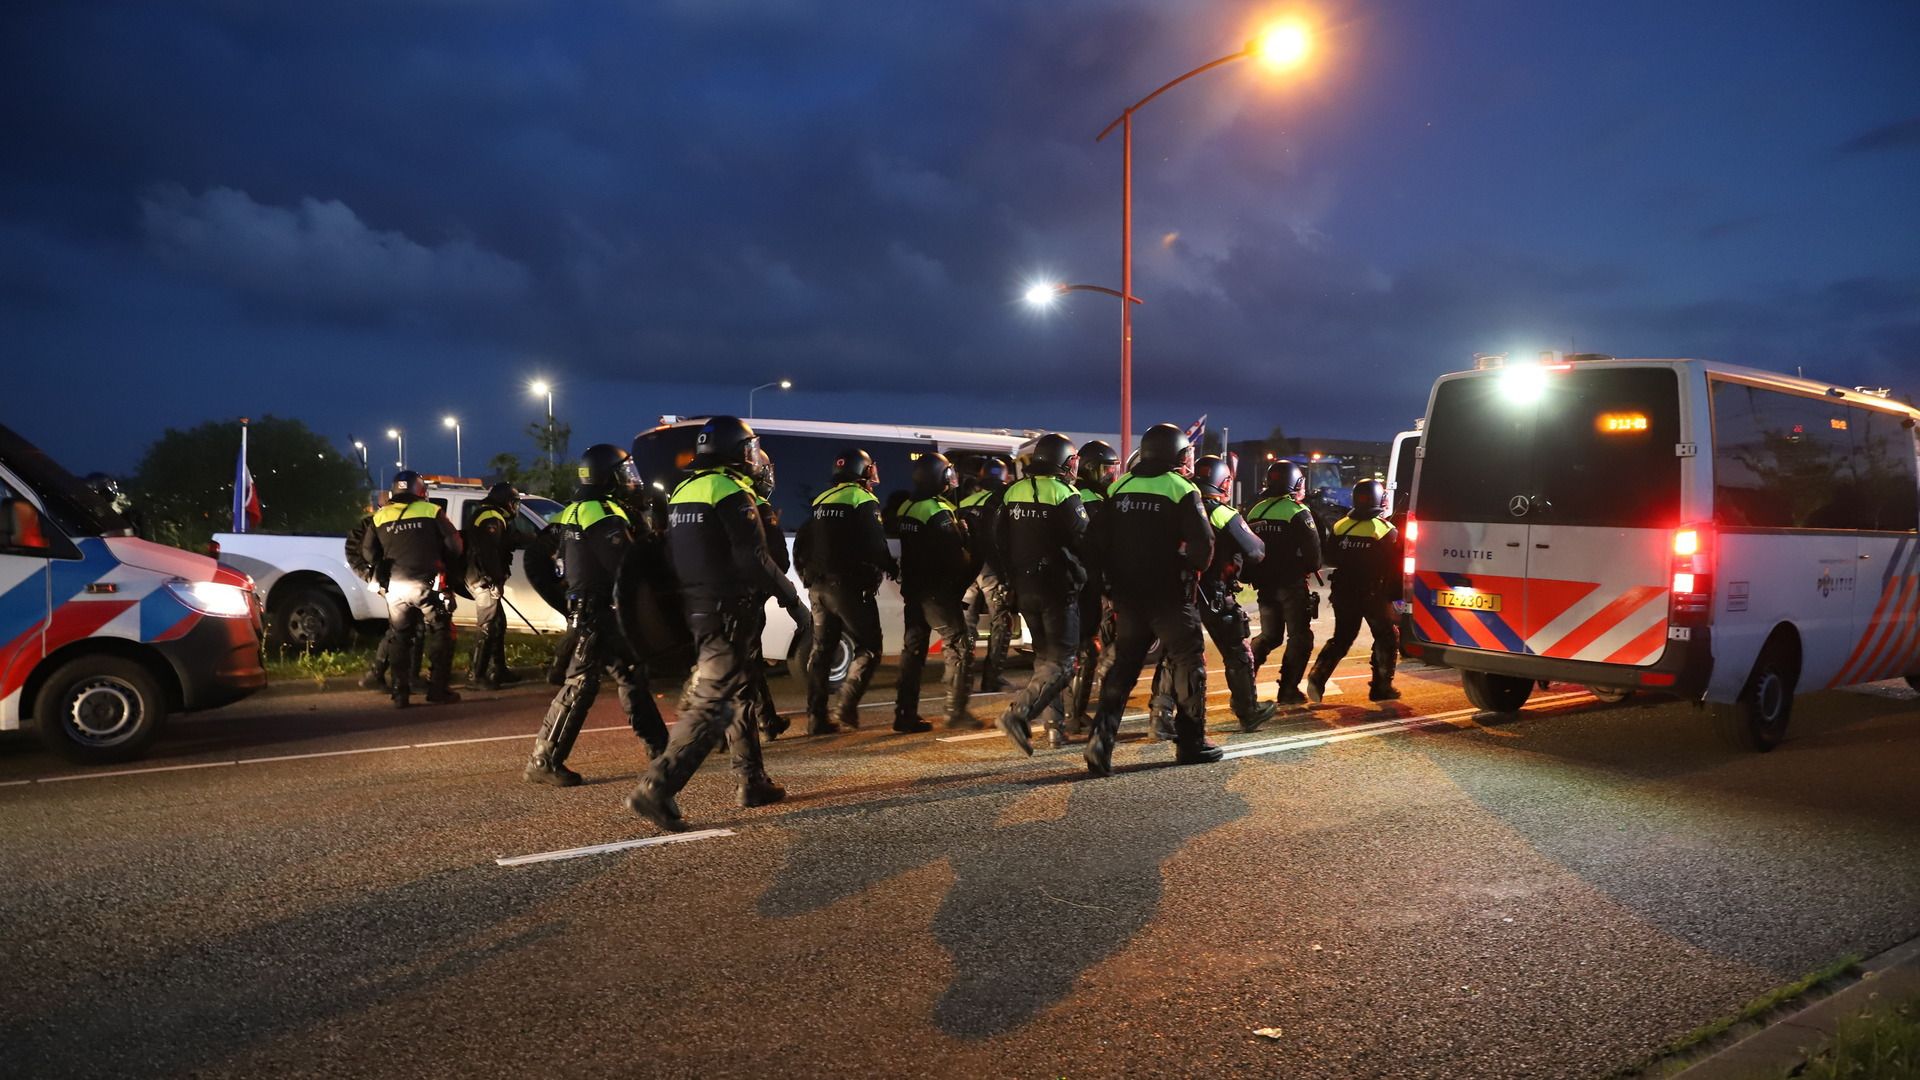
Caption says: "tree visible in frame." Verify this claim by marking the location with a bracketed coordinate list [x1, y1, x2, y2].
[518, 415, 574, 498]
[487, 451, 525, 487]
[130, 416, 365, 550]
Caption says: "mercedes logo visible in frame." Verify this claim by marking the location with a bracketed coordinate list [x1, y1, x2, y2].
[1509, 495, 1531, 518]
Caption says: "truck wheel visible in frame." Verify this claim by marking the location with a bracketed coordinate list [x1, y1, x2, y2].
[1462, 670, 1533, 714]
[1715, 651, 1795, 753]
[269, 585, 349, 652]
[34, 655, 167, 764]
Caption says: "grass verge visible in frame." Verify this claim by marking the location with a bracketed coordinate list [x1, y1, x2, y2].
[1794, 994, 1920, 1079]
[264, 630, 564, 688]
[1614, 954, 1863, 1078]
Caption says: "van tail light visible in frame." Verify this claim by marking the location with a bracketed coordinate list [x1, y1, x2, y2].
[1670, 523, 1713, 622]
[1401, 516, 1418, 590]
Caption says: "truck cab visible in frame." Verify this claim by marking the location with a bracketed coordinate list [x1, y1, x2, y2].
[2, 424, 265, 763]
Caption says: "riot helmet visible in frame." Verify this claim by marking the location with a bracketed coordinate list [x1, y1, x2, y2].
[1076, 440, 1120, 490]
[833, 447, 878, 487]
[1264, 460, 1307, 499]
[911, 452, 958, 499]
[485, 482, 521, 509]
[391, 469, 427, 499]
[1194, 455, 1233, 501]
[692, 415, 764, 477]
[1351, 478, 1387, 514]
[578, 444, 638, 492]
[1137, 423, 1195, 476]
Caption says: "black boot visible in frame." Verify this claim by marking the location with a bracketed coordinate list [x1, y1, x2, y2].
[995, 708, 1032, 756]
[1083, 711, 1120, 777]
[1173, 713, 1225, 765]
[1238, 701, 1278, 733]
[426, 686, 462, 705]
[524, 741, 583, 787]
[893, 714, 932, 734]
[738, 773, 787, 808]
[626, 777, 689, 832]
[805, 714, 841, 737]
[1275, 686, 1308, 707]
[1369, 682, 1402, 702]
[359, 668, 387, 691]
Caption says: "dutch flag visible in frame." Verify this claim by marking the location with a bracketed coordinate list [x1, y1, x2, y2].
[232, 418, 261, 533]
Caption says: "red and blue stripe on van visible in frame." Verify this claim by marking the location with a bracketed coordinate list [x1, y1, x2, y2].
[1832, 537, 1920, 687]
[1411, 570, 1671, 666]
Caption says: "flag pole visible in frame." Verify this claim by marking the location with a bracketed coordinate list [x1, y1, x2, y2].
[238, 417, 250, 534]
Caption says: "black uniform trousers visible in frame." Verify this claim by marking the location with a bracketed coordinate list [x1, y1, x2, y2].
[648, 599, 768, 792]
[1251, 582, 1316, 693]
[466, 582, 507, 678]
[1005, 588, 1080, 732]
[964, 569, 1015, 690]
[1150, 594, 1259, 723]
[1310, 587, 1398, 690]
[896, 588, 974, 725]
[1093, 593, 1209, 747]
[741, 599, 782, 737]
[537, 594, 669, 760]
[807, 580, 882, 725]
[383, 578, 453, 698]
[1068, 588, 1114, 729]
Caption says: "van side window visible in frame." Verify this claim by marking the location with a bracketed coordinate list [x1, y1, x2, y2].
[1850, 407, 1919, 532]
[1710, 382, 1916, 532]
[1, 479, 54, 554]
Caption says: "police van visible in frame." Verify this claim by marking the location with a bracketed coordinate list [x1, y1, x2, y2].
[1403, 355, 1920, 750]
[2, 424, 265, 762]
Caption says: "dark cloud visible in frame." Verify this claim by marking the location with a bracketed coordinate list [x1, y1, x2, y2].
[1837, 116, 1920, 156]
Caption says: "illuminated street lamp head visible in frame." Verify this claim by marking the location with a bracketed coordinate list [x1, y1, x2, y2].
[779, 379, 793, 390]
[1024, 282, 1063, 308]
[352, 440, 365, 451]
[386, 428, 399, 439]
[1252, 20, 1312, 69]
[528, 379, 550, 397]
[442, 415, 458, 429]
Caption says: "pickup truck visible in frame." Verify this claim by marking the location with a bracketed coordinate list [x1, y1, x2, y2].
[215, 482, 867, 682]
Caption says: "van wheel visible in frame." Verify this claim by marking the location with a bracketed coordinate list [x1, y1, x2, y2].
[1462, 670, 1533, 714]
[269, 585, 350, 652]
[1905, 674, 1920, 693]
[785, 631, 849, 687]
[1715, 653, 1795, 753]
[34, 656, 167, 764]
[1586, 687, 1632, 704]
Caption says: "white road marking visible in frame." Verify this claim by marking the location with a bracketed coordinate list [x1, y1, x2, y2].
[35, 760, 238, 783]
[1221, 692, 1591, 760]
[496, 828, 735, 866]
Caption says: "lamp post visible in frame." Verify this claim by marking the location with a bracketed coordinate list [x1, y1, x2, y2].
[748, 378, 793, 419]
[1095, 20, 1312, 458]
[529, 379, 555, 467]
[443, 415, 462, 477]
[387, 427, 404, 471]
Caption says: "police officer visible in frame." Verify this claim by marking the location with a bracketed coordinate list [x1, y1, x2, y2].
[958, 456, 1015, 692]
[1067, 440, 1120, 735]
[361, 471, 463, 708]
[463, 483, 523, 691]
[794, 448, 896, 735]
[1307, 478, 1402, 703]
[1176, 456, 1274, 732]
[628, 417, 802, 831]
[992, 433, 1087, 753]
[348, 496, 412, 692]
[1084, 424, 1221, 775]
[524, 446, 671, 786]
[895, 452, 978, 732]
[745, 454, 792, 741]
[1245, 460, 1322, 707]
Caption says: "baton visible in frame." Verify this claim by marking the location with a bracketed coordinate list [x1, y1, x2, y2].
[502, 593, 548, 635]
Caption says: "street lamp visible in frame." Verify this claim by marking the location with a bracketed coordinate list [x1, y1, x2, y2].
[748, 378, 793, 419]
[529, 379, 554, 466]
[1095, 17, 1314, 458]
[387, 428, 404, 470]
[443, 415, 462, 477]
[1023, 281, 1145, 308]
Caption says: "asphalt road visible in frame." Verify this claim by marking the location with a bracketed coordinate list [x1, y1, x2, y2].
[3, 628, 1917, 1079]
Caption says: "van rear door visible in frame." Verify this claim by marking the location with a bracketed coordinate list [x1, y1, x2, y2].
[1, 474, 53, 727]
[1411, 365, 1682, 665]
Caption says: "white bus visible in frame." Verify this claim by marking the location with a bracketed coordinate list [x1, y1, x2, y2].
[1403, 355, 1920, 750]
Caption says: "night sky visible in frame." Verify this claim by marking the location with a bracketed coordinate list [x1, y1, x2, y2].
[4, 0, 1917, 476]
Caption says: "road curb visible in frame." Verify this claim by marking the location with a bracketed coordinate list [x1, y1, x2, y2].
[257, 668, 545, 698]
[1672, 934, 1920, 1079]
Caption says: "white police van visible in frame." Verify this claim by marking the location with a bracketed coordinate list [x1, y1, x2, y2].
[1403, 354, 1920, 750]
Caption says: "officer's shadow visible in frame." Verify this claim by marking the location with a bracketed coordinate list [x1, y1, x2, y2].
[757, 770, 1248, 1039]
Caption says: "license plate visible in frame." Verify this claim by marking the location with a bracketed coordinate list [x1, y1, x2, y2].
[1432, 589, 1502, 612]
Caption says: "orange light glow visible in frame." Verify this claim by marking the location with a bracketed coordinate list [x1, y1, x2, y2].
[1253, 20, 1312, 70]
